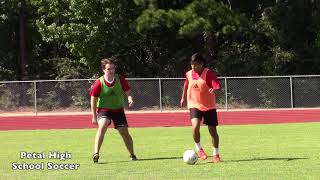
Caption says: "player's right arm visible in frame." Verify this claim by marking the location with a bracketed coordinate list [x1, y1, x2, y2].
[91, 96, 98, 125]
[180, 77, 189, 107]
[90, 80, 101, 125]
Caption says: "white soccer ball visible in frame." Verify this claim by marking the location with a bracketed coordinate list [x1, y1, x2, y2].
[183, 150, 198, 165]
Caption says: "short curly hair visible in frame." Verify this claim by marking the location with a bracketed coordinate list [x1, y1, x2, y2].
[191, 53, 206, 66]
[101, 57, 117, 70]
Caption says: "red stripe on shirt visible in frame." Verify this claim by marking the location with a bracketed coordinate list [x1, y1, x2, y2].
[185, 69, 221, 89]
[90, 75, 130, 112]
[90, 75, 130, 97]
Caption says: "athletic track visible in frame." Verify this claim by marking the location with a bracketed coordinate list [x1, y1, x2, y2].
[0, 109, 320, 131]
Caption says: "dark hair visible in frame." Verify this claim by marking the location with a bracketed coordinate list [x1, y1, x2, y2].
[101, 57, 117, 70]
[191, 53, 206, 66]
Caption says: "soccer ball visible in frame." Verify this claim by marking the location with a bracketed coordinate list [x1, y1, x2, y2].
[183, 150, 198, 165]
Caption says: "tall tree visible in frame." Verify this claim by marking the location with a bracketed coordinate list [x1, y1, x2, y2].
[135, 0, 246, 75]
[19, 0, 28, 80]
[34, 0, 141, 77]
[0, 0, 20, 80]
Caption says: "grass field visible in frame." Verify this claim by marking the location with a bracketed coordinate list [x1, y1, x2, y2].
[0, 123, 319, 180]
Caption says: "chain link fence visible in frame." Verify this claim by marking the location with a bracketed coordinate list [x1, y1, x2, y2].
[1, 75, 320, 114]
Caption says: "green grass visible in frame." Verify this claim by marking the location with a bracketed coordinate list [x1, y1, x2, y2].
[0, 123, 319, 180]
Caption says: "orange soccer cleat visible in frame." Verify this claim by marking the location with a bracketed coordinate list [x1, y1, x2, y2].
[212, 154, 221, 163]
[197, 148, 208, 160]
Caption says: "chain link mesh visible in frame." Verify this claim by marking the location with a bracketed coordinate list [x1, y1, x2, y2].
[293, 77, 320, 107]
[0, 76, 320, 114]
[35, 80, 93, 112]
[127, 79, 160, 111]
[226, 77, 292, 109]
[0, 82, 34, 113]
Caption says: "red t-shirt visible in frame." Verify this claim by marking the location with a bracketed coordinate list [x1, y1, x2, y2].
[90, 75, 130, 112]
[185, 69, 221, 90]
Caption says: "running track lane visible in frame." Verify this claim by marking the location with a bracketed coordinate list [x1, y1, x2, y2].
[0, 109, 320, 130]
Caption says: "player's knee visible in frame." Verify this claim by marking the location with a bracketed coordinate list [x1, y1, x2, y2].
[98, 118, 110, 127]
[118, 128, 129, 136]
[208, 127, 217, 135]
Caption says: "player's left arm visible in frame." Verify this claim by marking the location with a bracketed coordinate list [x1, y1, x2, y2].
[125, 90, 133, 107]
[120, 75, 133, 107]
[207, 70, 221, 94]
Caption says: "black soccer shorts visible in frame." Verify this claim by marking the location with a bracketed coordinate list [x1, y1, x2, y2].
[189, 108, 218, 126]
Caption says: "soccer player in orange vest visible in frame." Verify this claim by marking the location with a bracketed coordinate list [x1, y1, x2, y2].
[180, 53, 221, 163]
[90, 57, 137, 163]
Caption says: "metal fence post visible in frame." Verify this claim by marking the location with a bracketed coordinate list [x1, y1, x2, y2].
[34, 81, 37, 115]
[225, 77, 228, 110]
[159, 78, 162, 112]
[290, 76, 294, 108]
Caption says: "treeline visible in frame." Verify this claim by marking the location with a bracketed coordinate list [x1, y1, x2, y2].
[1, 0, 320, 80]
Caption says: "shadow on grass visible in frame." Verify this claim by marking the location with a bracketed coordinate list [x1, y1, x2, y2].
[218, 157, 309, 164]
[137, 157, 182, 161]
[96, 156, 182, 164]
[96, 156, 308, 165]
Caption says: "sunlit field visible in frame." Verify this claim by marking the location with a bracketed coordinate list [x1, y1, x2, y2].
[0, 123, 319, 180]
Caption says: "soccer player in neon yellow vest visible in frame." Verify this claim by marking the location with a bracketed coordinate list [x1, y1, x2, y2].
[90, 57, 136, 163]
[180, 53, 221, 163]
